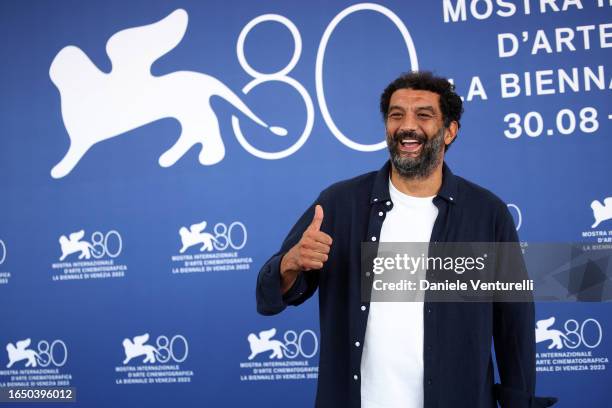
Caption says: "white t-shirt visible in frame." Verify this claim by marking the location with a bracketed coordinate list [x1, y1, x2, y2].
[360, 179, 438, 408]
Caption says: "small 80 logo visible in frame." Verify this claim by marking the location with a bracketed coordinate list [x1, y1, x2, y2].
[6, 338, 68, 368]
[122, 333, 189, 365]
[179, 220, 247, 253]
[212, 221, 247, 251]
[59, 229, 123, 261]
[247, 328, 318, 360]
[536, 317, 602, 350]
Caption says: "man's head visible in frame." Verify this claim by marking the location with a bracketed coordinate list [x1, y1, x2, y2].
[380, 71, 463, 179]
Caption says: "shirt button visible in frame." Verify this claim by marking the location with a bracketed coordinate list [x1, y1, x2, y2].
[355, 341, 361, 347]
[378, 211, 383, 216]
[449, 197, 454, 201]
[373, 198, 378, 202]
[371, 236, 377, 241]
[427, 379, 433, 385]
[353, 374, 359, 381]
[360, 305, 366, 311]
[386, 201, 391, 206]
[427, 308, 432, 313]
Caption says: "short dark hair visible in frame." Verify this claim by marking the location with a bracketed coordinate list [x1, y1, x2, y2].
[380, 71, 463, 148]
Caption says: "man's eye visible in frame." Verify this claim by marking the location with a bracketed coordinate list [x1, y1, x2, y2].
[418, 113, 432, 119]
[389, 113, 402, 119]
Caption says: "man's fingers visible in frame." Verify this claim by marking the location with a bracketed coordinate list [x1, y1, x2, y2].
[308, 204, 324, 231]
[304, 250, 328, 263]
[298, 250, 327, 270]
[302, 259, 324, 271]
[303, 240, 330, 254]
[304, 229, 333, 246]
[298, 206, 332, 272]
[314, 231, 333, 246]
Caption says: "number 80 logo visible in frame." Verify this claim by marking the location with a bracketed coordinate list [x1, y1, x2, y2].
[232, 3, 418, 157]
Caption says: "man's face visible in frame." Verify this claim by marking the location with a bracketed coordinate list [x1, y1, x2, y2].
[385, 88, 454, 179]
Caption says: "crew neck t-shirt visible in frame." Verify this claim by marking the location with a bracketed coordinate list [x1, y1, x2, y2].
[360, 179, 438, 408]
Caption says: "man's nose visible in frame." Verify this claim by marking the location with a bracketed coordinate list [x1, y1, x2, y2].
[398, 112, 418, 132]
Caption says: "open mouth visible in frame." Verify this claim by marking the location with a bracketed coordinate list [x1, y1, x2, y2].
[398, 138, 423, 153]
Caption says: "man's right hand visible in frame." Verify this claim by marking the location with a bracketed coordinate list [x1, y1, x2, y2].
[280, 205, 333, 293]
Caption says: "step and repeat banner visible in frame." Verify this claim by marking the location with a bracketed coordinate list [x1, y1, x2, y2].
[0, 0, 610, 406]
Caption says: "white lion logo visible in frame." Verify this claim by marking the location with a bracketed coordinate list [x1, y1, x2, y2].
[535, 317, 577, 350]
[6, 339, 39, 368]
[247, 328, 288, 360]
[49, 8, 287, 179]
[179, 221, 219, 253]
[122, 333, 161, 364]
[591, 197, 612, 228]
[59, 230, 102, 261]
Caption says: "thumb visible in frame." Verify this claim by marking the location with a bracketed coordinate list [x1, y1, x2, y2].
[309, 204, 324, 231]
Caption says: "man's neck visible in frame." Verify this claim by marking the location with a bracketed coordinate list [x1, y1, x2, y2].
[390, 161, 444, 198]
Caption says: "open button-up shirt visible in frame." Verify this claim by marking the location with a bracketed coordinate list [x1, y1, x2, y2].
[256, 161, 541, 408]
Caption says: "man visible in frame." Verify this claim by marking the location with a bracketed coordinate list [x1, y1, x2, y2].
[256, 72, 554, 408]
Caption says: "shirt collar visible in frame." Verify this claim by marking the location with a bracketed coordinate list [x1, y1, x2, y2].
[370, 160, 458, 205]
[370, 161, 392, 204]
[437, 162, 458, 204]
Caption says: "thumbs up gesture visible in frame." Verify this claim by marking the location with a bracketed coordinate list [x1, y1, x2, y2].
[281, 205, 333, 277]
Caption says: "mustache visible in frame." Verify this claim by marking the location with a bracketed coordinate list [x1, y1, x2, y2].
[392, 130, 427, 144]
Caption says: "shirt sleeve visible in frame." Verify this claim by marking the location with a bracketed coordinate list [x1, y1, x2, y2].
[256, 199, 322, 316]
[492, 203, 542, 407]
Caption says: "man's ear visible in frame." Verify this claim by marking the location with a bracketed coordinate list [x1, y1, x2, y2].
[444, 121, 458, 146]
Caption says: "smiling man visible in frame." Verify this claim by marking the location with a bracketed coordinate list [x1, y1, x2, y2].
[256, 72, 554, 408]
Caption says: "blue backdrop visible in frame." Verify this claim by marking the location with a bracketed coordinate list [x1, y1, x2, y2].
[0, 0, 610, 406]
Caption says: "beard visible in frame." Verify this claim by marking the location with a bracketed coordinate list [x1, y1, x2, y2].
[387, 127, 445, 180]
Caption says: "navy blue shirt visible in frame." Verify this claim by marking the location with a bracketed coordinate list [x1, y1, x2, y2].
[257, 161, 548, 408]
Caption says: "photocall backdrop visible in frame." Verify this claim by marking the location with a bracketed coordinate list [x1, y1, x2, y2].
[0, 0, 610, 406]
